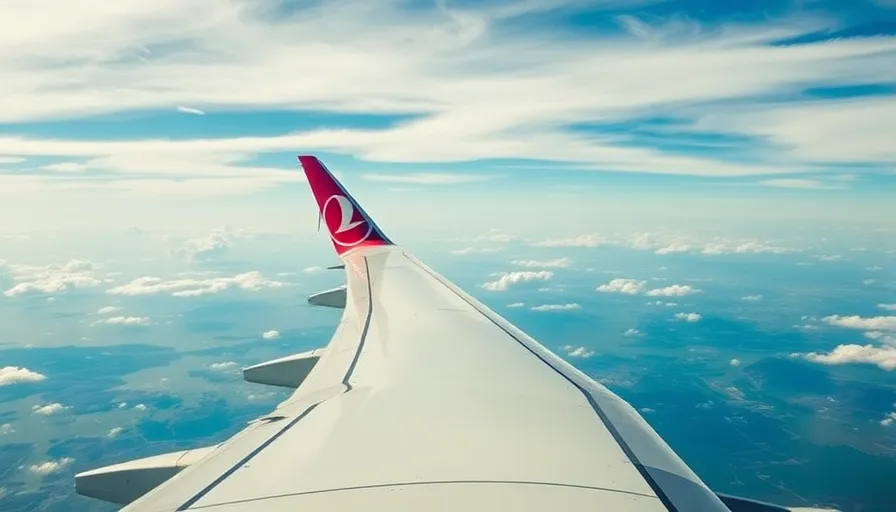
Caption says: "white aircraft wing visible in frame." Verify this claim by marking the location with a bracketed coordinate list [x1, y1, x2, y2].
[74, 156, 831, 511]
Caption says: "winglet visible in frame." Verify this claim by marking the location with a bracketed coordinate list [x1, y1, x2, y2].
[298, 155, 392, 257]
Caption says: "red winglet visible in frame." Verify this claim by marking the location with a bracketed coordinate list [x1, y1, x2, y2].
[298, 155, 392, 257]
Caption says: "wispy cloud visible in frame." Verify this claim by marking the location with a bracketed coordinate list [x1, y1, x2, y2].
[32, 403, 69, 415]
[561, 345, 594, 358]
[176, 106, 205, 115]
[29, 457, 74, 475]
[531, 303, 581, 311]
[107, 272, 284, 297]
[512, 257, 572, 269]
[451, 247, 503, 255]
[759, 178, 847, 190]
[361, 173, 498, 185]
[674, 312, 702, 322]
[92, 316, 151, 326]
[261, 330, 280, 340]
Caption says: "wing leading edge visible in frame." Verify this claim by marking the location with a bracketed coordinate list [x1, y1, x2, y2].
[102, 156, 735, 511]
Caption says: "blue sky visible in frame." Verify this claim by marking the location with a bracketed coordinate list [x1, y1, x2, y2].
[0, 0, 894, 237]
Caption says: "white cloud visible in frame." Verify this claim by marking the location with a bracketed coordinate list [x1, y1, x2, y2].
[0, 366, 46, 386]
[506, 302, 525, 308]
[531, 303, 581, 311]
[512, 257, 572, 269]
[41, 161, 90, 172]
[96, 306, 122, 314]
[798, 344, 896, 371]
[261, 330, 280, 340]
[822, 315, 896, 332]
[133, 403, 147, 411]
[172, 230, 233, 261]
[29, 457, 74, 476]
[730, 358, 742, 367]
[209, 361, 239, 370]
[482, 271, 552, 292]
[864, 331, 896, 346]
[92, 315, 150, 326]
[879, 304, 896, 312]
[741, 294, 763, 301]
[561, 345, 595, 358]
[759, 178, 846, 190]
[644, 284, 700, 297]
[623, 328, 641, 337]
[361, 173, 497, 185]
[882, 411, 896, 427]
[107, 427, 124, 438]
[0, 1, 893, 204]
[451, 247, 502, 255]
[1, 423, 13, 434]
[674, 312, 702, 322]
[107, 271, 284, 296]
[0, 156, 25, 164]
[3, 259, 102, 297]
[597, 278, 646, 295]
[815, 254, 843, 262]
[176, 106, 205, 115]
[32, 403, 68, 415]
[533, 234, 607, 248]
[302, 266, 325, 274]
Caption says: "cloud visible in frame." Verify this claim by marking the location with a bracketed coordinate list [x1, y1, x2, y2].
[32, 403, 68, 415]
[512, 257, 572, 268]
[759, 178, 846, 190]
[531, 303, 581, 311]
[674, 312, 702, 322]
[623, 328, 641, 337]
[96, 306, 122, 314]
[0, 366, 47, 386]
[451, 247, 502, 255]
[107, 271, 284, 296]
[261, 330, 280, 340]
[822, 315, 896, 332]
[741, 295, 763, 301]
[730, 358, 742, 367]
[533, 234, 607, 248]
[3, 259, 102, 297]
[506, 302, 525, 308]
[209, 361, 239, 370]
[879, 304, 896, 312]
[133, 403, 147, 411]
[882, 411, 896, 427]
[1, 423, 13, 434]
[361, 173, 498, 185]
[0, 156, 25, 164]
[644, 284, 700, 297]
[302, 266, 325, 273]
[798, 344, 896, 371]
[172, 230, 234, 262]
[41, 161, 90, 172]
[481, 271, 552, 291]
[864, 331, 896, 346]
[176, 106, 205, 115]
[597, 278, 646, 295]
[107, 427, 124, 438]
[92, 315, 150, 326]
[29, 457, 74, 476]
[561, 345, 595, 358]
[815, 254, 843, 262]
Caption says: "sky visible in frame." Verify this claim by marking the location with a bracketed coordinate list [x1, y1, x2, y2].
[1, 1, 896, 510]
[0, 0, 894, 238]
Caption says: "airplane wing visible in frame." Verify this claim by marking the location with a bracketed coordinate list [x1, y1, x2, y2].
[74, 156, 833, 512]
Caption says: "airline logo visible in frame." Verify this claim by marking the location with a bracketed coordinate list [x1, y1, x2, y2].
[323, 194, 374, 246]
